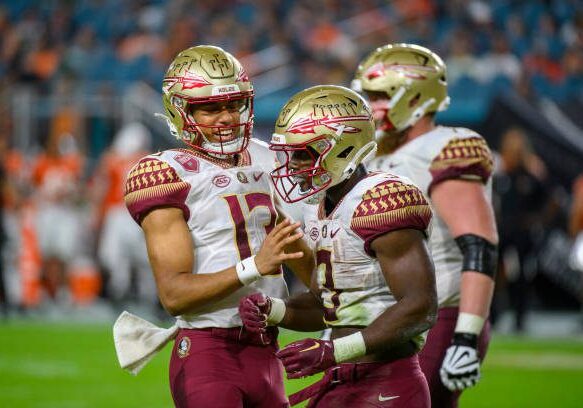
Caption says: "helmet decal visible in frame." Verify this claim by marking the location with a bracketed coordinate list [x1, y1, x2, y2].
[286, 113, 369, 135]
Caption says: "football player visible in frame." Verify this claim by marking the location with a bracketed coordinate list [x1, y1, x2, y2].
[239, 85, 437, 407]
[115, 45, 314, 408]
[352, 44, 498, 406]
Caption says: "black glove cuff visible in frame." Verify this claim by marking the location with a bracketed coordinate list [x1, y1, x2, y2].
[453, 332, 478, 348]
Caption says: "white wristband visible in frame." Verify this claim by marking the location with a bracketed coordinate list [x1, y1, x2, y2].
[455, 312, 485, 335]
[236, 256, 261, 286]
[266, 297, 286, 325]
[332, 332, 367, 363]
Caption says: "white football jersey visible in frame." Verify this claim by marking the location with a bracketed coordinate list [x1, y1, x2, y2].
[367, 126, 494, 307]
[124, 139, 288, 328]
[304, 172, 432, 349]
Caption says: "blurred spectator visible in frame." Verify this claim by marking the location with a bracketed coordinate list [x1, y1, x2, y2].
[569, 175, 583, 239]
[445, 29, 480, 84]
[493, 127, 549, 332]
[569, 175, 583, 322]
[31, 132, 85, 303]
[475, 33, 522, 85]
[90, 122, 154, 308]
[0, 140, 7, 316]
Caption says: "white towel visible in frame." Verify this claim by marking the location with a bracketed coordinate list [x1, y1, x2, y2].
[113, 311, 179, 375]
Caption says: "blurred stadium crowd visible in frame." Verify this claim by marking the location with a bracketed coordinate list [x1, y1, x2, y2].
[0, 0, 582, 332]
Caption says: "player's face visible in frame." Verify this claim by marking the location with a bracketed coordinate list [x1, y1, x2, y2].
[288, 146, 319, 192]
[364, 90, 394, 132]
[190, 99, 247, 144]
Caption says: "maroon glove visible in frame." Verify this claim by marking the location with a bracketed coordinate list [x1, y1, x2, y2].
[275, 338, 336, 379]
[238, 293, 272, 333]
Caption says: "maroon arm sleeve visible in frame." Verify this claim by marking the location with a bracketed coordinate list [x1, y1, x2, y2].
[351, 179, 432, 256]
[428, 136, 494, 193]
[124, 157, 191, 225]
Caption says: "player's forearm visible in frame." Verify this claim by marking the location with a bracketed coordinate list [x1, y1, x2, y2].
[362, 295, 437, 354]
[157, 267, 242, 316]
[279, 291, 327, 331]
[458, 271, 495, 319]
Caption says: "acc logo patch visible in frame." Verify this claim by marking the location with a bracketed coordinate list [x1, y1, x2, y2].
[173, 153, 199, 172]
[213, 174, 231, 188]
[309, 227, 319, 241]
[177, 336, 191, 358]
[237, 171, 249, 184]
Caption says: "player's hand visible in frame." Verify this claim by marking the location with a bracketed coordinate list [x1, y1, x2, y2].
[255, 219, 304, 276]
[276, 338, 336, 379]
[239, 293, 271, 333]
[440, 332, 481, 391]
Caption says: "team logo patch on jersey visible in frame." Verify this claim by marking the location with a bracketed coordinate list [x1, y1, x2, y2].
[310, 227, 319, 241]
[213, 174, 231, 188]
[177, 336, 191, 358]
[237, 171, 249, 183]
[173, 153, 199, 172]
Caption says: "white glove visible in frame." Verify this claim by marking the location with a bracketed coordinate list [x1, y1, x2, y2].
[440, 333, 480, 391]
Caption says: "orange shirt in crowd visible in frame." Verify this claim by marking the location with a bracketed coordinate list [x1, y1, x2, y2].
[93, 150, 143, 226]
[31, 153, 84, 202]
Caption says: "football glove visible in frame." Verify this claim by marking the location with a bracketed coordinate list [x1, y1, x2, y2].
[440, 332, 481, 391]
[276, 338, 336, 379]
[238, 293, 271, 333]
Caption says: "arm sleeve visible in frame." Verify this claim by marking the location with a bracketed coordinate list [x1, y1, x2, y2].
[124, 157, 191, 225]
[428, 136, 494, 193]
[351, 180, 432, 256]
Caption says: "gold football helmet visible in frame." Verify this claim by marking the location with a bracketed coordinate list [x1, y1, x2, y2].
[160, 45, 254, 155]
[270, 85, 377, 203]
[352, 43, 449, 133]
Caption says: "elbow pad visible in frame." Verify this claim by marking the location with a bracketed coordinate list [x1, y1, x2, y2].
[454, 234, 498, 279]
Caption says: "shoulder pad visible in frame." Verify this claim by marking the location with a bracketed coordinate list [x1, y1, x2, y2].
[351, 179, 432, 256]
[124, 156, 191, 224]
[429, 136, 493, 191]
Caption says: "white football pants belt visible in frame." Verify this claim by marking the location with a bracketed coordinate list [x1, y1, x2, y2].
[113, 311, 179, 375]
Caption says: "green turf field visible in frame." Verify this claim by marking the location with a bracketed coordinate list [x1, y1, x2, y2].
[1, 322, 582, 407]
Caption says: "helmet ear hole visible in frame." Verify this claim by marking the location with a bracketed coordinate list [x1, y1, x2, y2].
[337, 146, 354, 159]
[409, 93, 420, 108]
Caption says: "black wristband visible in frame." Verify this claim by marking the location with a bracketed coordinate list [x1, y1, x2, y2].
[453, 332, 478, 348]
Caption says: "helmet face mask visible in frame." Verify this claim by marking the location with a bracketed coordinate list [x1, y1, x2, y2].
[352, 43, 450, 136]
[160, 45, 254, 156]
[271, 136, 333, 203]
[270, 85, 377, 204]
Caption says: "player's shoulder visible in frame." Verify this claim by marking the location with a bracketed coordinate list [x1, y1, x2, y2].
[124, 150, 192, 224]
[353, 173, 429, 216]
[349, 173, 432, 254]
[351, 173, 431, 226]
[428, 126, 490, 152]
[428, 126, 494, 187]
[246, 138, 276, 168]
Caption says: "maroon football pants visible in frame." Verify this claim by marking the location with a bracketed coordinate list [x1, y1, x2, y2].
[298, 355, 429, 407]
[418, 307, 491, 408]
[169, 327, 289, 408]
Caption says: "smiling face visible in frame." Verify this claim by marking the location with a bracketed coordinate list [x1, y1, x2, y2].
[161, 45, 254, 156]
[189, 99, 248, 145]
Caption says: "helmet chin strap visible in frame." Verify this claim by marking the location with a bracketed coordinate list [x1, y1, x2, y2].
[339, 141, 377, 182]
[402, 97, 436, 130]
[201, 136, 243, 158]
[155, 113, 179, 138]
[322, 124, 378, 188]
